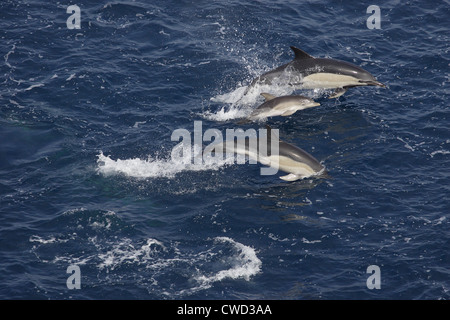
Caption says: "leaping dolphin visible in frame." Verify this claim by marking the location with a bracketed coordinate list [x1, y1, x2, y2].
[245, 93, 320, 122]
[210, 127, 325, 181]
[246, 46, 385, 98]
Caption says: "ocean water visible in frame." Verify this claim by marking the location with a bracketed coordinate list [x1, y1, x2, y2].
[0, 0, 449, 300]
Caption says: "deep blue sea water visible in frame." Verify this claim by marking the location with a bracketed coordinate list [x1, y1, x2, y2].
[0, 0, 449, 300]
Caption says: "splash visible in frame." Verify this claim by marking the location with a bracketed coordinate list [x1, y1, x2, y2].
[96, 148, 232, 179]
[205, 78, 328, 122]
[30, 230, 262, 297]
[195, 237, 262, 285]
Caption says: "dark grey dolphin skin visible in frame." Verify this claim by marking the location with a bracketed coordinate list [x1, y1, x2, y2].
[276, 138, 325, 181]
[246, 93, 320, 121]
[246, 46, 385, 98]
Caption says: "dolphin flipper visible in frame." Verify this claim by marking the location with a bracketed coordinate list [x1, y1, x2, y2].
[328, 87, 348, 99]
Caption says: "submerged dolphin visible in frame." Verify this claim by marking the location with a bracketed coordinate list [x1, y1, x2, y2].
[245, 93, 320, 121]
[209, 127, 325, 181]
[246, 46, 385, 98]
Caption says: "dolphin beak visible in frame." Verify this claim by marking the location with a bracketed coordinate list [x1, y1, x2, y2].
[373, 81, 386, 88]
[305, 102, 320, 108]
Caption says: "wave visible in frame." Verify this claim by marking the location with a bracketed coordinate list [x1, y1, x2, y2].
[30, 228, 261, 297]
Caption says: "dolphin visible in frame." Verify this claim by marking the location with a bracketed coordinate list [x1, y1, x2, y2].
[246, 46, 385, 98]
[245, 93, 320, 121]
[274, 137, 325, 181]
[209, 126, 325, 181]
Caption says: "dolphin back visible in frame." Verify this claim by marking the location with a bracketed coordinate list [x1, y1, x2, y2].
[278, 141, 324, 172]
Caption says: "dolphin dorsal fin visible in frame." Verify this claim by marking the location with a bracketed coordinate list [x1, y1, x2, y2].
[290, 46, 314, 60]
[261, 93, 276, 101]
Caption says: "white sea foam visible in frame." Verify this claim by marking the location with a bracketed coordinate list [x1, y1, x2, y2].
[430, 149, 450, 158]
[211, 85, 253, 105]
[202, 102, 252, 122]
[96, 148, 232, 179]
[24, 83, 44, 91]
[31, 232, 261, 296]
[4, 44, 16, 68]
[203, 84, 278, 122]
[301, 237, 322, 244]
[97, 238, 165, 270]
[29, 235, 59, 244]
[95, 236, 262, 294]
[203, 86, 255, 122]
[195, 237, 262, 285]
[97, 151, 180, 179]
[66, 73, 76, 81]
